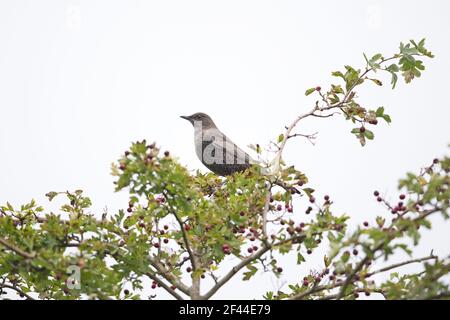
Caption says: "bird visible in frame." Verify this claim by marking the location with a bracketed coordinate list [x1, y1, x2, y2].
[181, 112, 301, 194]
[180, 112, 254, 176]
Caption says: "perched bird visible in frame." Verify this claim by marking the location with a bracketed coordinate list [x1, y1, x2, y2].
[180, 112, 253, 176]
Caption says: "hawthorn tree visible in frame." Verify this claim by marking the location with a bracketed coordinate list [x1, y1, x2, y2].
[1, 39, 449, 300]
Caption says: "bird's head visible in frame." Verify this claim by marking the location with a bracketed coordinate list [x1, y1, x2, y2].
[180, 112, 217, 129]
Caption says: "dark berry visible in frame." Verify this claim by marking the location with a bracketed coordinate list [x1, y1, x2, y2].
[163, 239, 169, 244]
[399, 194, 406, 200]
[164, 151, 170, 157]
[363, 221, 369, 227]
[377, 197, 382, 202]
[307, 249, 312, 255]
[277, 267, 283, 273]
[127, 207, 132, 213]
[324, 195, 330, 201]
[433, 158, 439, 164]
[359, 127, 366, 133]
[373, 191, 380, 197]
[315, 86, 321, 91]
[124, 289, 130, 295]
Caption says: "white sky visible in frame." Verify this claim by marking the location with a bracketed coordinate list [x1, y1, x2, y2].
[0, 0, 449, 299]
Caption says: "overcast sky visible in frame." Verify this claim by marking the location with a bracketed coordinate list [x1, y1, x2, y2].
[1, 0, 449, 299]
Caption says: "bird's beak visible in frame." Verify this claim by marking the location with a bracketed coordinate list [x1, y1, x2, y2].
[180, 115, 191, 122]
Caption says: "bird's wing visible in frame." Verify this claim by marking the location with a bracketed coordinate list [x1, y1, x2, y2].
[202, 129, 253, 165]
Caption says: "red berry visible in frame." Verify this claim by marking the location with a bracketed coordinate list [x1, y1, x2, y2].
[303, 279, 309, 286]
[287, 207, 293, 213]
[151, 284, 156, 289]
[315, 86, 321, 91]
[222, 244, 231, 254]
[119, 163, 126, 170]
[309, 197, 315, 203]
[359, 127, 366, 133]
[184, 225, 191, 231]
[247, 247, 253, 253]
[239, 211, 245, 216]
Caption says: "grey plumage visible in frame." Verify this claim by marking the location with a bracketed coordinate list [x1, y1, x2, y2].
[180, 112, 253, 176]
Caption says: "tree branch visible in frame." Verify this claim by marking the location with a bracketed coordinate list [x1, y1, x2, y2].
[0, 237, 36, 259]
[0, 283, 35, 300]
[144, 271, 184, 300]
[337, 207, 441, 299]
[203, 233, 306, 300]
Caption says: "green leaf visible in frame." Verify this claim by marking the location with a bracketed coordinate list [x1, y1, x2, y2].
[376, 107, 385, 117]
[305, 88, 316, 96]
[45, 192, 58, 201]
[297, 252, 305, 264]
[364, 130, 374, 140]
[368, 78, 382, 86]
[331, 71, 345, 79]
[382, 114, 392, 123]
